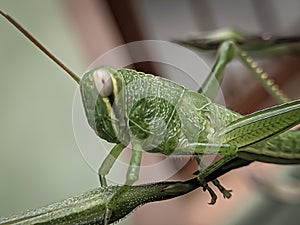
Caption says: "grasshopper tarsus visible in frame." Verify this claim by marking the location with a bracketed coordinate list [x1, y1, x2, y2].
[212, 179, 232, 199]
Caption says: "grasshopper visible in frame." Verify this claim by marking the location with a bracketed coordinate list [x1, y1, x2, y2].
[81, 33, 300, 205]
[1, 10, 300, 225]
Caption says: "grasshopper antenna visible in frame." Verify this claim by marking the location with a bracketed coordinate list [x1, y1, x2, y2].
[0, 9, 81, 84]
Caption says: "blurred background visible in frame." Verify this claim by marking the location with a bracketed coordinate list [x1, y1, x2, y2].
[0, 0, 299, 225]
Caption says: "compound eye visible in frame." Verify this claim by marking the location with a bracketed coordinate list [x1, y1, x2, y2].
[92, 69, 113, 97]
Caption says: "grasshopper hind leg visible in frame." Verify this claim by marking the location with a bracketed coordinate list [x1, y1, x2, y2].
[194, 171, 232, 203]
[197, 155, 237, 204]
[199, 178, 232, 204]
[195, 172, 232, 203]
[195, 155, 232, 203]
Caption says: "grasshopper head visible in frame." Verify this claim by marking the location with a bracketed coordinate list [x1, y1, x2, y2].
[80, 66, 125, 144]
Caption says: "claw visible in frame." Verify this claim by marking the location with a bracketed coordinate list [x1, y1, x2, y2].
[202, 183, 217, 205]
[222, 189, 232, 199]
[212, 179, 232, 199]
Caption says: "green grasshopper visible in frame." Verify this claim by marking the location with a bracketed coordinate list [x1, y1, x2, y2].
[82, 33, 300, 205]
[1, 10, 300, 224]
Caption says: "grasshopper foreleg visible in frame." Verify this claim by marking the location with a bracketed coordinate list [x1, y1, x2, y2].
[126, 141, 143, 185]
[98, 144, 126, 186]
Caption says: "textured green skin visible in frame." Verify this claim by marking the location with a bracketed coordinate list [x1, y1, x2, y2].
[0, 179, 200, 225]
[223, 100, 300, 162]
[80, 66, 240, 155]
[240, 130, 300, 164]
[81, 66, 300, 162]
